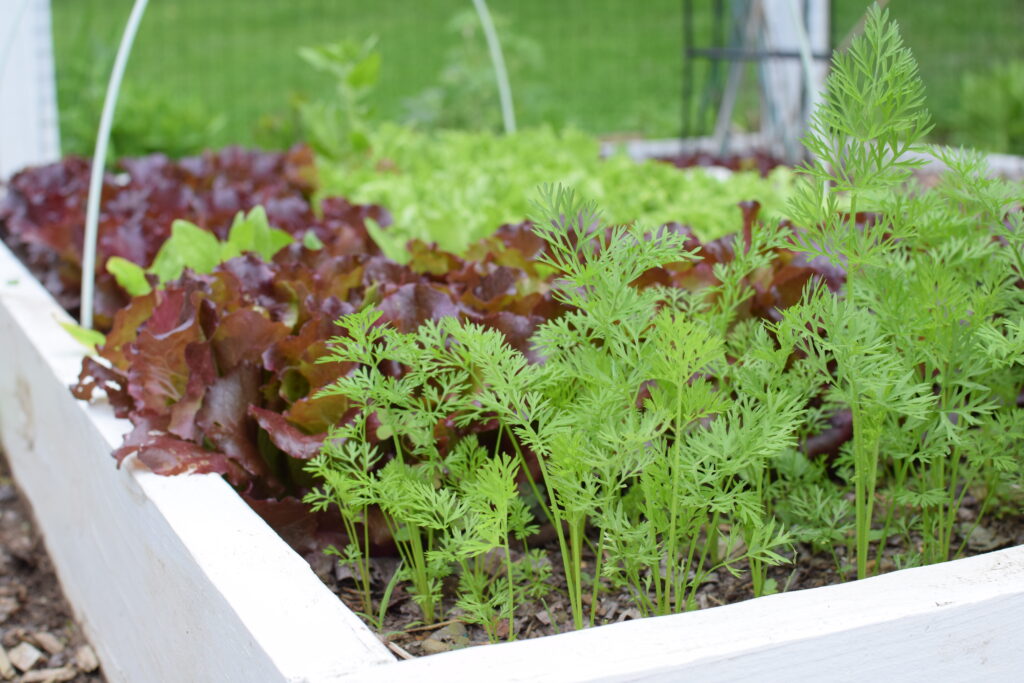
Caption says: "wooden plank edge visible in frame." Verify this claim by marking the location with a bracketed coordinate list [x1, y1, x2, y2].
[0, 242, 394, 682]
[345, 545, 1024, 682]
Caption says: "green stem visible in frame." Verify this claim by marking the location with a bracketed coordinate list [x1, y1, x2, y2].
[643, 492, 665, 614]
[360, 516, 372, 616]
[408, 525, 434, 623]
[507, 428, 554, 529]
[875, 434, 921, 571]
[525, 430, 578, 629]
[569, 515, 585, 629]
[683, 521, 715, 612]
[679, 519, 701, 612]
[703, 512, 721, 567]
[383, 511, 434, 624]
[842, 195, 878, 582]
[750, 553, 764, 597]
[589, 526, 605, 626]
[874, 483, 897, 571]
[502, 534, 516, 640]
[665, 383, 686, 613]
[851, 403, 880, 580]
[954, 470, 991, 558]
[336, 510, 372, 617]
[939, 448, 968, 561]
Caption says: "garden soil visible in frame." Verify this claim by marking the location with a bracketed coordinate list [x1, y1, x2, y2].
[0, 451, 104, 682]
[310, 491, 1024, 659]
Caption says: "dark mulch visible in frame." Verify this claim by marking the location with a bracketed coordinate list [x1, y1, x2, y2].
[309, 490, 1024, 659]
[0, 452, 104, 682]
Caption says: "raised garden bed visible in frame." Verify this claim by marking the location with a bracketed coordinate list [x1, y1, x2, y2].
[3, 210, 1024, 682]
[3, 11, 1024, 679]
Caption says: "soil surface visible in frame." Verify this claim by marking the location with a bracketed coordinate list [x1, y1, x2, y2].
[0, 452, 105, 682]
[310, 492, 1024, 659]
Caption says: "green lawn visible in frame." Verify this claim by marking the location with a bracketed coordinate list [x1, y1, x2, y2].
[51, 0, 1024, 154]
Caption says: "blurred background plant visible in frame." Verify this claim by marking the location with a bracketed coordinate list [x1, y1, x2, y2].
[292, 37, 380, 159]
[45, 0, 1024, 155]
[400, 9, 552, 132]
[57, 43, 224, 158]
[952, 60, 1024, 156]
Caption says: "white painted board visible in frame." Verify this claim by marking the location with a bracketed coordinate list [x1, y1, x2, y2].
[343, 545, 1024, 682]
[0, 241, 393, 682]
[0, 0, 61, 179]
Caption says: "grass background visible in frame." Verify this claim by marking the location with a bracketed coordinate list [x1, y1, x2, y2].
[50, 0, 1024, 153]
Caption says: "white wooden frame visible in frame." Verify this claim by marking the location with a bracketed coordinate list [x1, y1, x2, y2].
[0, 0, 60, 179]
[1, 238, 1022, 682]
[0, 242, 392, 681]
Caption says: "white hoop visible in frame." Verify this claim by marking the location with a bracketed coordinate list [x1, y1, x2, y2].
[80, 0, 150, 329]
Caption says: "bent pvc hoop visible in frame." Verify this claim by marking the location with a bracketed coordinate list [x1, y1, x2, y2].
[471, 0, 516, 135]
[80, 0, 149, 330]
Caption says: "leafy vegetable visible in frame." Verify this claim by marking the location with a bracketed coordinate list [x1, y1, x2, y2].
[316, 125, 795, 259]
[107, 207, 296, 295]
[61, 175, 821, 570]
[0, 146, 323, 328]
[58, 320, 107, 352]
[105, 256, 153, 297]
[67, 209, 571, 552]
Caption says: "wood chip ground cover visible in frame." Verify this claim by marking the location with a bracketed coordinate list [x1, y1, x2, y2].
[0, 452, 104, 682]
